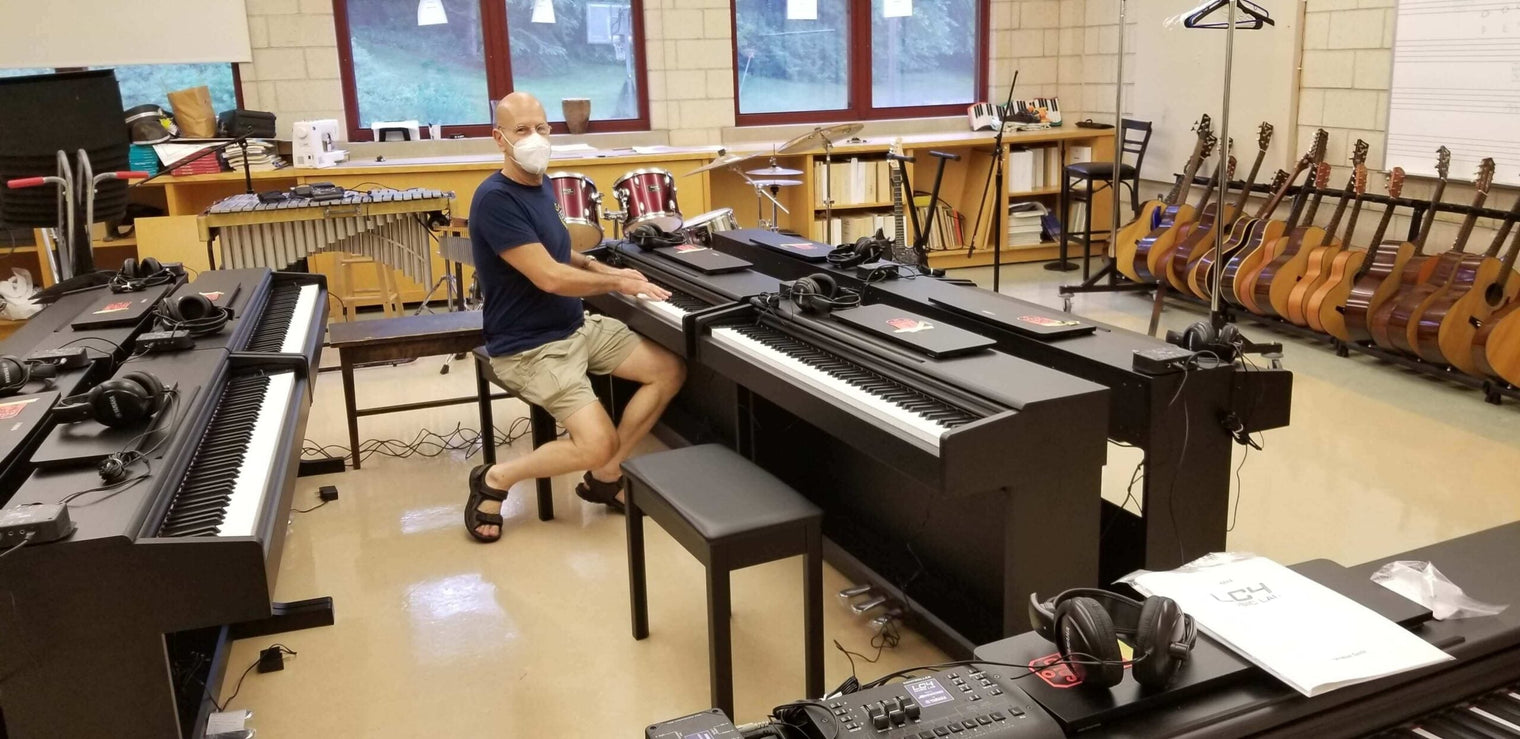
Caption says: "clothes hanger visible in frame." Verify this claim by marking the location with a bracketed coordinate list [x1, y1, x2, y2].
[1184, 0, 1275, 29]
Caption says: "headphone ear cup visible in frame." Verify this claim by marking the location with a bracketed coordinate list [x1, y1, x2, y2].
[1182, 321, 1214, 352]
[1055, 597, 1125, 689]
[1131, 597, 1185, 689]
[53, 393, 97, 423]
[174, 294, 214, 321]
[0, 356, 28, 395]
[88, 379, 149, 428]
[120, 258, 138, 279]
[121, 372, 166, 415]
[1217, 323, 1242, 350]
[139, 257, 163, 276]
[809, 273, 838, 298]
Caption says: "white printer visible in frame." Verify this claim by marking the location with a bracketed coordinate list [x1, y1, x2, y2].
[292, 119, 346, 168]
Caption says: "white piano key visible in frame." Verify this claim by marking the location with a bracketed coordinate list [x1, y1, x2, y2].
[280, 283, 321, 354]
[1470, 707, 1520, 734]
[636, 294, 689, 325]
[216, 371, 296, 538]
[709, 326, 948, 448]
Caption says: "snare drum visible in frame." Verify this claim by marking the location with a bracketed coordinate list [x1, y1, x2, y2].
[612, 168, 682, 232]
[679, 208, 738, 246]
[548, 172, 604, 251]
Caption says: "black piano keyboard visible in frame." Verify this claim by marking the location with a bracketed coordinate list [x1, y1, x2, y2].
[729, 323, 980, 428]
[1369, 682, 1520, 738]
[665, 288, 708, 313]
[157, 373, 271, 537]
[245, 282, 304, 352]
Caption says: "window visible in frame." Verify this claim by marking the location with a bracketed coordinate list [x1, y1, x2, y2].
[1, 65, 241, 112]
[733, 0, 987, 124]
[334, 0, 649, 139]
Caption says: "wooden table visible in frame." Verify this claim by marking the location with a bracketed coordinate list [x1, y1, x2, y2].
[325, 310, 556, 519]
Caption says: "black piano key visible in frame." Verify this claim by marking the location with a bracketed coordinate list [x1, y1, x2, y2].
[157, 373, 274, 537]
[246, 282, 309, 352]
[1477, 698, 1520, 726]
[1446, 709, 1518, 739]
[1422, 715, 1489, 739]
[1469, 705, 1520, 735]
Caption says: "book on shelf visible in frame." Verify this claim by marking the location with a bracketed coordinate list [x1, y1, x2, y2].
[814, 158, 896, 208]
[1007, 144, 1063, 194]
[912, 195, 965, 252]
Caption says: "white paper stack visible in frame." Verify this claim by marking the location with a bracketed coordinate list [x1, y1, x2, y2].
[1008, 148, 1035, 193]
[1131, 554, 1454, 697]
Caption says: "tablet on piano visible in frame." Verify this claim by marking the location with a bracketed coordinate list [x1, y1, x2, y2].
[832, 303, 995, 359]
[747, 232, 831, 263]
[69, 283, 175, 330]
[928, 292, 1097, 340]
[652, 244, 752, 274]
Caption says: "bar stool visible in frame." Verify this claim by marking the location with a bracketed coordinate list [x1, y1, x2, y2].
[624, 444, 824, 719]
[1054, 119, 1153, 272]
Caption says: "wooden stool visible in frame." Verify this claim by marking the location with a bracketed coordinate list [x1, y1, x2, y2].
[624, 444, 824, 718]
[330, 254, 404, 321]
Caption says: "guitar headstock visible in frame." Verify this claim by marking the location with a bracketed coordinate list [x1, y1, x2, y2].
[1436, 146, 1451, 180]
[1315, 161, 1332, 189]
[1354, 164, 1367, 197]
[1201, 131, 1219, 159]
[889, 137, 904, 158]
[1258, 122, 1274, 152]
[1228, 155, 1238, 180]
[1194, 113, 1213, 137]
[1477, 157, 1496, 194]
[1311, 129, 1329, 163]
[1388, 167, 1406, 199]
[1270, 169, 1290, 192]
[1351, 139, 1370, 167]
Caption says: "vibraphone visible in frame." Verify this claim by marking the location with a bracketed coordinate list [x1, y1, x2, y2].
[197, 188, 452, 287]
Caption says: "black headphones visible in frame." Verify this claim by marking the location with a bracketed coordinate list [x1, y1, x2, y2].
[1028, 589, 1197, 690]
[788, 273, 861, 315]
[156, 293, 231, 337]
[0, 355, 58, 395]
[827, 234, 890, 269]
[110, 257, 174, 293]
[1170, 320, 1243, 356]
[627, 223, 685, 250]
[53, 371, 168, 428]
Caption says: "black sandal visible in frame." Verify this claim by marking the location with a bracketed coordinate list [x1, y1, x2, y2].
[575, 472, 625, 515]
[465, 465, 509, 542]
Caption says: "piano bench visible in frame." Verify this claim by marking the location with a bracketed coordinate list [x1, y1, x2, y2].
[472, 347, 559, 522]
[623, 444, 823, 718]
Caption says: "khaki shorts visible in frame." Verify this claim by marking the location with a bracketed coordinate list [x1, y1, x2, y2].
[487, 313, 640, 423]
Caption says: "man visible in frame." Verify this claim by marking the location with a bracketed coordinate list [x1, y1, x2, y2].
[465, 92, 685, 542]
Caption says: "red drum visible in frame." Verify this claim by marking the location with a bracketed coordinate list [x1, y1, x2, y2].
[612, 168, 682, 232]
[547, 172, 604, 251]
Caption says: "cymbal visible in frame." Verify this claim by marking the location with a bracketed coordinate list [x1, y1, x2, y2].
[776, 122, 865, 155]
[688, 151, 757, 175]
[751, 178, 803, 188]
[747, 165, 804, 177]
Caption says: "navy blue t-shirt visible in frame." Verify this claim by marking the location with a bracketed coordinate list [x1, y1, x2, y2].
[469, 172, 584, 356]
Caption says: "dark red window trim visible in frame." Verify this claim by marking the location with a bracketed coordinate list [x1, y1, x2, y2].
[333, 0, 651, 142]
[730, 0, 989, 127]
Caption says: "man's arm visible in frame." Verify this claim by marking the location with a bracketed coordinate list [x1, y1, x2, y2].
[502, 242, 671, 300]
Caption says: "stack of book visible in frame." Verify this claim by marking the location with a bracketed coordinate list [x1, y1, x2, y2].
[1007, 145, 1064, 194]
[915, 196, 965, 252]
[223, 140, 287, 172]
[814, 158, 896, 207]
[1008, 201, 1049, 246]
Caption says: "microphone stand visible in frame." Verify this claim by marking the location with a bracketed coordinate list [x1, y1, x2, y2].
[979, 72, 1018, 293]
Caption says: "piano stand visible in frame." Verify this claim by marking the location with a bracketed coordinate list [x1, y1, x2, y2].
[299, 457, 346, 477]
[228, 597, 337, 640]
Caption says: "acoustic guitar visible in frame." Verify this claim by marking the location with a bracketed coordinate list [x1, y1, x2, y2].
[1419, 192, 1520, 372]
[1226, 130, 1327, 312]
[1173, 123, 1271, 297]
[1129, 118, 1214, 283]
[1299, 163, 1367, 333]
[1208, 168, 1294, 304]
[1254, 139, 1369, 319]
[1286, 144, 1369, 325]
[1150, 146, 1228, 286]
[1373, 157, 1495, 355]
[1239, 160, 1331, 315]
[1316, 168, 1405, 343]
[1471, 229, 1520, 385]
[1346, 148, 1450, 345]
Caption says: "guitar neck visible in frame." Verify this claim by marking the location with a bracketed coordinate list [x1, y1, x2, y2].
[1450, 192, 1490, 254]
[1299, 187, 1330, 231]
[1341, 196, 1366, 245]
[1322, 177, 1357, 237]
[1232, 152, 1267, 214]
[1481, 199, 1520, 259]
[1172, 149, 1208, 206]
[1368, 202, 1398, 248]
[1414, 179, 1449, 253]
[1255, 167, 1303, 221]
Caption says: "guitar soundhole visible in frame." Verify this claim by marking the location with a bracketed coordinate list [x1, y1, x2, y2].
[1486, 283, 1504, 305]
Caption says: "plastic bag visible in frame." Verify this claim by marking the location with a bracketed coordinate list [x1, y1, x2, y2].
[0, 268, 40, 320]
[1371, 561, 1507, 620]
[168, 86, 217, 138]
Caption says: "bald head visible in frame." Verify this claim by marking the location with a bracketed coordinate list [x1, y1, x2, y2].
[495, 91, 546, 133]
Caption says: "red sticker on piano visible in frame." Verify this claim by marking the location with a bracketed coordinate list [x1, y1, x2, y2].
[673, 244, 707, 253]
[199, 291, 224, 302]
[1018, 315, 1079, 327]
[780, 242, 817, 250]
[0, 397, 37, 420]
[1029, 653, 1085, 689]
[94, 301, 132, 314]
[886, 317, 933, 333]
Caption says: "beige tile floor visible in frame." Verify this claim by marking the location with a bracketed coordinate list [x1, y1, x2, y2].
[219, 262, 1520, 736]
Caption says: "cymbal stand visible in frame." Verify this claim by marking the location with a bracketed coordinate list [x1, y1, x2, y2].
[734, 166, 788, 230]
[820, 136, 838, 231]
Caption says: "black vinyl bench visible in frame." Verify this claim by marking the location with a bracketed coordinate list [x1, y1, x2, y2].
[623, 444, 824, 718]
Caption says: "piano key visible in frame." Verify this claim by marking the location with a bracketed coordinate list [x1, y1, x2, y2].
[280, 283, 321, 353]
[1471, 705, 1520, 735]
[216, 372, 294, 537]
[1445, 709, 1517, 739]
[709, 325, 955, 448]
[1422, 715, 1490, 739]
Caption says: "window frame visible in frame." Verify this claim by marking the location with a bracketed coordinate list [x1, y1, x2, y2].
[729, 0, 989, 126]
[333, 0, 651, 142]
[25, 64, 243, 110]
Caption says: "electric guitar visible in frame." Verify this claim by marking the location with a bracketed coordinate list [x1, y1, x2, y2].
[1317, 168, 1404, 343]
[888, 138, 912, 264]
[1226, 129, 1326, 311]
[1471, 225, 1520, 384]
[1300, 163, 1367, 333]
[1180, 122, 1271, 298]
[1128, 116, 1213, 283]
[1253, 138, 1367, 319]
[1418, 187, 1520, 371]
[1346, 148, 1450, 345]
[1284, 141, 1370, 325]
[1373, 157, 1495, 355]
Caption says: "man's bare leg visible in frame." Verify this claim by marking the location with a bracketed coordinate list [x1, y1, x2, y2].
[589, 340, 686, 488]
[472, 401, 617, 539]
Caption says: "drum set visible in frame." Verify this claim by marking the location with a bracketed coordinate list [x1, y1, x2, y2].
[547, 123, 863, 249]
